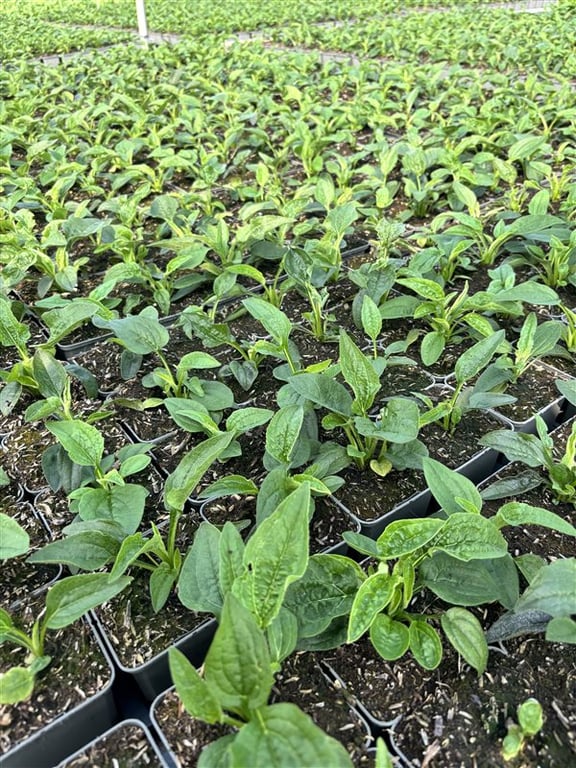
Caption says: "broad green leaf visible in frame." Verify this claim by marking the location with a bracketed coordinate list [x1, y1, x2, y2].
[0, 298, 30, 350]
[374, 398, 420, 443]
[150, 562, 178, 612]
[242, 297, 291, 344]
[441, 608, 487, 674]
[556, 378, 576, 407]
[149, 194, 179, 222]
[0, 666, 36, 705]
[361, 295, 382, 341]
[347, 572, 396, 643]
[178, 523, 223, 616]
[339, 330, 380, 415]
[107, 307, 169, 354]
[495, 502, 576, 536]
[226, 407, 273, 435]
[204, 595, 273, 715]
[178, 351, 221, 371]
[219, 522, 245, 598]
[514, 559, 576, 617]
[421, 552, 519, 609]
[169, 647, 223, 724]
[369, 613, 410, 661]
[76, 485, 148, 535]
[377, 518, 445, 560]
[0, 514, 29, 559]
[46, 420, 104, 467]
[45, 573, 131, 629]
[266, 607, 298, 663]
[108, 532, 155, 579]
[284, 554, 365, 638]
[233, 484, 310, 627]
[199, 475, 258, 501]
[265, 404, 304, 464]
[342, 532, 380, 557]
[288, 373, 353, 417]
[229, 703, 353, 768]
[28, 531, 120, 570]
[164, 399, 218, 434]
[478, 430, 548, 467]
[409, 620, 442, 670]
[454, 330, 505, 385]
[423, 457, 482, 515]
[164, 432, 234, 511]
[198, 735, 235, 768]
[421, 331, 445, 366]
[430, 514, 508, 561]
[396, 277, 445, 301]
[546, 616, 576, 644]
[32, 349, 67, 399]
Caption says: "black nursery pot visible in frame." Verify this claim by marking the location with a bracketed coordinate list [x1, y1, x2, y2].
[55, 718, 170, 768]
[2, 617, 118, 768]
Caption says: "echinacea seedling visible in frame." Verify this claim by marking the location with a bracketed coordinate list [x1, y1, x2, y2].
[332, 459, 576, 673]
[287, 330, 426, 476]
[480, 411, 576, 507]
[417, 330, 515, 433]
[168, 597, 353, 767]
[501, 699, 544, 761]
[0, 301, 100, 418]
[380, 278, 507, 366]
[0, 573, 130, 704]
[30, 432, 236, 612]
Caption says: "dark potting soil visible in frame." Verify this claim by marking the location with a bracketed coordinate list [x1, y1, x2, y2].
[333, 406, 502, 522]
[321, 628, 576, 768]
[93, 509, 209, 668]
[495, 362, 568, 425]
[1, 491, 60, 605]
[201, 493, 357, 554]
[58, 722, 164, 768]
[0, 603, 111, 756]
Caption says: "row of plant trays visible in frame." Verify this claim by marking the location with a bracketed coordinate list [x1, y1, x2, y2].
[3, 398, 575, 766]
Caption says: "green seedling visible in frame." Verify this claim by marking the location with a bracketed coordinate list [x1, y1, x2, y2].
[501, 699, 544, 761]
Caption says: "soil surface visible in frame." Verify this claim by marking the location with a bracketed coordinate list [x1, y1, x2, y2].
[57, 721, 164, 767]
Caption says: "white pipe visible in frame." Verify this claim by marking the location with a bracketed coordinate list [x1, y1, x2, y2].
[136, 0, 148, 38]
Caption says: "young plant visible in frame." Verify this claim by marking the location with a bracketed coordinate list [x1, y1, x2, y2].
[0, 299, 100, 418]
[519, 231, 576, 290]
[478, 312, 564, 390]
[168, 597, 352, 767]
[479, 382, 576, 505]
[287, 330, 426, 476]
[42, 419, 153, 529]
[284, 249, 336, 342]
[335, 458, 576, 673]
[170, 483, 352, 764]
[380, 278, 507, 366]
[501, 699, 544, 762]
[30, 432, 236, 612]
[0, 573, 130, 704]
[417, 331, 516, 433]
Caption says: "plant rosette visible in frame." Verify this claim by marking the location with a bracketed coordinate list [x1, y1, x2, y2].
[56, 718, 169, 768]
[0, 606, 117, 768]
[151, 651, 374, 768]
